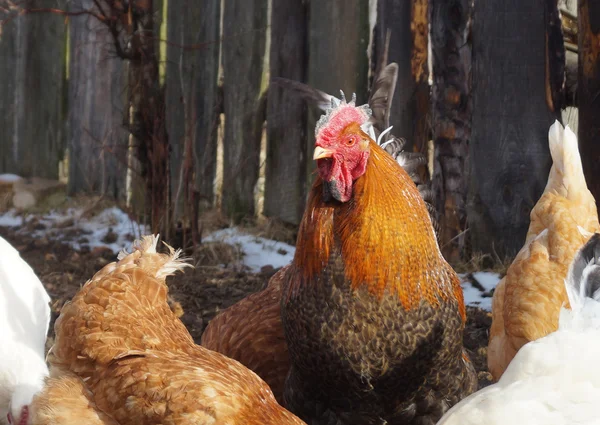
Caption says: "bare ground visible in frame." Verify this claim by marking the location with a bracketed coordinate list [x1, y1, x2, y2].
[0, 223, 493, 389]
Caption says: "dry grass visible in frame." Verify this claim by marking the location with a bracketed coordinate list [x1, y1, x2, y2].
[451, 251, 513, 277]
[193, 241, 243, 268]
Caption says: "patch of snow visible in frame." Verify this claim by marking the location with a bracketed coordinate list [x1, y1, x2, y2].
[0, 173, 22, 183]
[0, 206, 148, 254]
[0, 211, 23, 227]
[460, 271, 502, 311]
[205, 227, 295, 272]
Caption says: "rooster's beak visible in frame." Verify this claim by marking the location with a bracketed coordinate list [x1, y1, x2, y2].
[313, 146, 334, 160]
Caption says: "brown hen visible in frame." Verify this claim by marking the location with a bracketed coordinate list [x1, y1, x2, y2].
[48, 235, 305, 425]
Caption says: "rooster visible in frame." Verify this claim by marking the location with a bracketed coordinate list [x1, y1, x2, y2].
[48, 235, 306, 425]
[201, 63, 441, 404]
[438, 232, 600, 425]
[0, 236, 51, 425]
[280, 93, 476, 424]
[487, 121, 600, 380]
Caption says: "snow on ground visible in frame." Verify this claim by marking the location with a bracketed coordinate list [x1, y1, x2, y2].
[0, 173, 23, 183]
[0, 207, 148, 254]
[204, 227, 295, 273]
[0, 210, 24, 227]
[460, 271, 501, 311]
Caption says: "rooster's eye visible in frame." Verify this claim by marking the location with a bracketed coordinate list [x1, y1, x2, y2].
[346, 137, 356, 146]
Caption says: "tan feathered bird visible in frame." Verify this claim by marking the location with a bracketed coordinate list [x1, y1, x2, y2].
[47, 235, 306, 425]
[487, 120, 600, 380]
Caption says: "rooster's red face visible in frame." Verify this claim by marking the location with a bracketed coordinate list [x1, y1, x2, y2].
[314, 102, 373, 203]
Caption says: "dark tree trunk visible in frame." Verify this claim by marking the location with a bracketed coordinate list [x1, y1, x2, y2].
[467, 0, 564, 259]
[221, 0, 269, 222]
[372, 0, 430, 153]
[264, 0, 309, 226]
[430, 0, 472, 263]
[578, 0, 600, 211]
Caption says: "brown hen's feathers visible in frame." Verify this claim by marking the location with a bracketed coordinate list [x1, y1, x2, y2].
[201, 266, 290, 403]
[49, 236, 305, 425]
[30, 372, 119, 425]
[291, 142, 463, 317]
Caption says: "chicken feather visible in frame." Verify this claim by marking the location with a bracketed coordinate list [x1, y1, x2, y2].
[29, 372, 119, 425]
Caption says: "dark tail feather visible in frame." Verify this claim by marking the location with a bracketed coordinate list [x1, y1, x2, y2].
[270, 77, 334, 112]
[567, 233, 600, 304]
[368, 62, 398, 139]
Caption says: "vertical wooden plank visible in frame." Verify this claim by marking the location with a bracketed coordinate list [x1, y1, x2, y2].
[222, 0, 269, 221]
[264, 0, 308, 225]
[430, 0, 471, 263]
[467, 0, 562, 258]
[372, 0, 429, 152]
[0, 0, 66, 179]
[166, 0, 221, 217]
[68, 6, 128, 199]
[578, 0, 600, 210]
[307, 1, 370, 181]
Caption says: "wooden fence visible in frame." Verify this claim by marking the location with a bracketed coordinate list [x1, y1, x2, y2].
[0, 0, 583, 259]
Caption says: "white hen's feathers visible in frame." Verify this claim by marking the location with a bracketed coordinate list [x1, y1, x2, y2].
[0, 236, 51, 423]
[437, 232, 600, 425]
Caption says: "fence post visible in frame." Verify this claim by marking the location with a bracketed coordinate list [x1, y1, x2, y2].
[264, 0, 309, 226]
[222, 0, 269, 222]
[467, 0, 564, 258]
[0, 2, 67, 179]
[68, 5, 128, 199]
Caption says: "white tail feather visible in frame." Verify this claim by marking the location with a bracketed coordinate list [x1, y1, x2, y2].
[545, 120, 587, 198]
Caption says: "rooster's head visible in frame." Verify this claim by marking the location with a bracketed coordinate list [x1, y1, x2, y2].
[313, 92, 376, 203]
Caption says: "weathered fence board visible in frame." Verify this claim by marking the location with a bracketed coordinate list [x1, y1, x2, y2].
[430, 0, 471, 263]
[467, 0, 562, 258]
[166, 0, 221, 218]
[306, 1, 370, 180]
[578, 0, 600, 212]
[0, 1, 66, 179]
[372, 0, 429, 151]
[68, 7, 127, 199]
[221, 0, 269, 221]
[264, 0, 308, 226]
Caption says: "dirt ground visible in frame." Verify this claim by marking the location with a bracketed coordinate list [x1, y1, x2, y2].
[1, 223, 494, 389]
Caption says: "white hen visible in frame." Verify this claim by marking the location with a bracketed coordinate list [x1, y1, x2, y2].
[0, 236, 51, 425]
[437, 232, 600, 425]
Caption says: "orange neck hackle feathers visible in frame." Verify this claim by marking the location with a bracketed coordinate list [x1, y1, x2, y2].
[292, 142, 466, 320]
